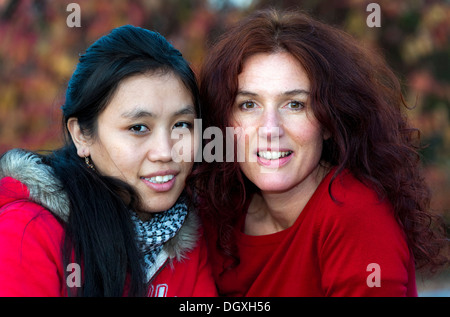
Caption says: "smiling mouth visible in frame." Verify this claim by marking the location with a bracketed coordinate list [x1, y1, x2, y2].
[141, 175, 175, 184]
[257, 151, 293, 160]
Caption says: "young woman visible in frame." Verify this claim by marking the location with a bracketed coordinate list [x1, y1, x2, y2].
[0, 25, 217, 297]
[194, 9, 448, 296]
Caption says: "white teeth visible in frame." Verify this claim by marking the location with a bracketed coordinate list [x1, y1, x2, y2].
[144, 175, 174, 184]
[257, 151, 292, 160]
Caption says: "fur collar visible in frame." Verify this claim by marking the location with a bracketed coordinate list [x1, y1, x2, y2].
[0, 149, 199, 261]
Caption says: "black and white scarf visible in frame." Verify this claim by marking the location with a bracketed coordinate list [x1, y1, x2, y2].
[130, 198, 188, 280]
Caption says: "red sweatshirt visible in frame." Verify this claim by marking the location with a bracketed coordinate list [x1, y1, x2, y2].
[0, 176, 217, 297]
[204, 169, 417, 296]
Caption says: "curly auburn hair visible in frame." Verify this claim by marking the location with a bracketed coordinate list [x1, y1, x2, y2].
[191, 9, 448, 272]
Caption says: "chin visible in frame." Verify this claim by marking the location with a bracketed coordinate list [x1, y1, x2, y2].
[141, 195, 180, 213]
[252, 177, 294, 193]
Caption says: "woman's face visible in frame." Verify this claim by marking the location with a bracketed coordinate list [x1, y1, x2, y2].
[79, 72, 196, 216]
[231, 52, 329, 195]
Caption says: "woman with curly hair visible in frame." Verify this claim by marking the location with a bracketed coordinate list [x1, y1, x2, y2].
[194, 9, 448, 296]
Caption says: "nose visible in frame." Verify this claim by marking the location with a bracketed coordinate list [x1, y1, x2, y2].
[258, 108, 284, 141]
[147, 128, 172, 162]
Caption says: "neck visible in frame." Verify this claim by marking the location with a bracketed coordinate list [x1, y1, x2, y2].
[245, 164, 329, 236]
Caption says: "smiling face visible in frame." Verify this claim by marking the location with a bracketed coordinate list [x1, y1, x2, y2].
[69, 72, 197, 217]
[231, 52, 329, 195]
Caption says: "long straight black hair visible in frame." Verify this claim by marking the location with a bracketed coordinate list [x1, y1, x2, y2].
[44, 25, 200, 296]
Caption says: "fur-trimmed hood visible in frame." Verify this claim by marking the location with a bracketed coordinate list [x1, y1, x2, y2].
[0, 149, 199, 262]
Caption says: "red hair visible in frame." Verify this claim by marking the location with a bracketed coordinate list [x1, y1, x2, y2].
[192, 9, 448, 271]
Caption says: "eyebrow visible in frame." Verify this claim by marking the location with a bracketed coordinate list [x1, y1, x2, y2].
[281, 89, 310, 97]
[121, 105, 196, 119]
[174, 106, 196, 116]
[237, 89, 310, 97]
[121, 109, 154, 119]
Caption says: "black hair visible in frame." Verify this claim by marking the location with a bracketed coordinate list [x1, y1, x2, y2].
[45, 25, 200, 296]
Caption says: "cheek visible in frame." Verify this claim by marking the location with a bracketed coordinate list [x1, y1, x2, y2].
[94, 145, 138, 179]
[233, 127, 257, 162]
[172, 133, 197, 163]
[183, 133, 196, 162]
[191, 133, 200, 160]
[292, 128, 325, 161]
[182, 161, 195, 175]
[288, 116, 323, 142]
[176, 158, 194, 185]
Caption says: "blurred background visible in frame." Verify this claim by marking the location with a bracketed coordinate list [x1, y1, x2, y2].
[0, 0, 448, 295]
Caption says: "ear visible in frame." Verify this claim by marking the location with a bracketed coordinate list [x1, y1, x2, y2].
[323, 129, 331, 141]
[67, 118, 90, 158]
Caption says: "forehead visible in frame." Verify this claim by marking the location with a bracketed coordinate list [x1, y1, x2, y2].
[102, 72, 194, 118]
[238, 52, 310, 93]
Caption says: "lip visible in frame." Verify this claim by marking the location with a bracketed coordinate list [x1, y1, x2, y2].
[256, 148, 293, 168]
[141, 170, 179, 192]
[142, 170, 179, 179]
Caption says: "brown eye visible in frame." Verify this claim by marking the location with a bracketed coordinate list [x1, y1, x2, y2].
[173, 121, 193, 129]
[287, 101, 305, 110]
[130, 124, 149, 134]
[240, 101, 257, 110]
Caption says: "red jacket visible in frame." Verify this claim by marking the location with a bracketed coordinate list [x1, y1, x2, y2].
[204, 169, 418, 297]
[0, 149, 217, 297]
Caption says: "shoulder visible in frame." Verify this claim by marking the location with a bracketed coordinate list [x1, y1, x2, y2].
[0, 167, 65, 256]
[313, 171, 415, 296]
[155, 211, 217, 297]
[329, 170, 383, 207]
[0, 197, 62, 222]
[0, 185, 65, 260]
[0, 198, 65, 247]
[319, 170, 393, 221]
[0, 194, 65, 296]
[164, 209, 201, 261]
[314, 169, 407, 249]
[0, 149, 70, 222]
[314, 169, 410, 258]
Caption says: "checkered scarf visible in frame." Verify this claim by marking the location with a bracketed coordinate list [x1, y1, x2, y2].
[130, 197, 188, 274]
